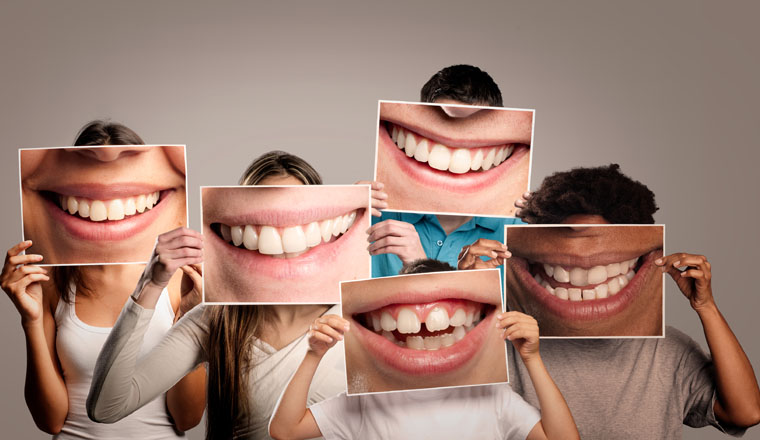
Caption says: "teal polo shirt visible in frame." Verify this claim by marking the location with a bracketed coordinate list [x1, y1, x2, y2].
[371, 211, 525, 278]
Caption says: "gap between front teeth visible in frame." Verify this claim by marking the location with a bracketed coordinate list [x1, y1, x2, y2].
[58, 191, 160, 221]
[219, 210, 357, 255]
[369, 305, 482, 351]
[534, 256, 640, 301]
[390, 123, 515, 174]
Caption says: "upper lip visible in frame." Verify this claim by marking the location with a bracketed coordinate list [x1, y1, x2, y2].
[381, 119, 531, 149]
[347, 287, 500, 315]
[209, 206, 362, 228]
[37, 183, 174, 200]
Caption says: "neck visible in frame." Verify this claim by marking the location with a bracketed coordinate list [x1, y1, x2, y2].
[436, 215, 473, 235]
[270, 304, 330, 326]
[77, 264, 145, 295]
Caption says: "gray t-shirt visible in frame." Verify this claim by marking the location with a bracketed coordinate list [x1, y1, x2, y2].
[507, 326, 746, 439]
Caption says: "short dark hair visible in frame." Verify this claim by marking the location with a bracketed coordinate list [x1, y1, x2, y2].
[239, 150, 323, 185]
[521, 164, 658, 225]
[420, 65, 503, 107]
[73, 120, 144, 146]
[399, 258, 456, 275]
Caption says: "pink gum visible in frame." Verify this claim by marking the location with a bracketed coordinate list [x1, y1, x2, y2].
[369, 299, 481, 322]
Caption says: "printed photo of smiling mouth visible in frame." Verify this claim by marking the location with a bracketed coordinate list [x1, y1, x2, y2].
[505, 225, 665, 338]
[341, 270, 507, 394]
[19, 145, 188, 265]
[202, 186, 371, 303]
[374, 101, 533, 216]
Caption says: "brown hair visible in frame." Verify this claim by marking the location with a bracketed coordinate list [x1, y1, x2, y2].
[205, 151, 320, 439]
[53, 120, 145, 303]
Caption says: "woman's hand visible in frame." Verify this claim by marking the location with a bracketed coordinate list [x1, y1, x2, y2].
[1, 241, 49, 327]
[177, 263, 203, 321]
[307, 314, 349, 358]
[356, 180, 388, 217]
[458, 239, 511, 270]
[145, 228, 203, 290]
[655, 252, 714, 311]
[496, 311, 540, 363]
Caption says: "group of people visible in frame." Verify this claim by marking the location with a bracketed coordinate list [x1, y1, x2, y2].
[2, 65, 759, 439]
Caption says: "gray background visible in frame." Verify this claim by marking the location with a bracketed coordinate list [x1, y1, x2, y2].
[1, 1, 758, 439]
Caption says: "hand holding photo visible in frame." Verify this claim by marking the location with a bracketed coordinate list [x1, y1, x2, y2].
[505, 224, 665, 337]
[19, 145, 188, 265]
[201, 185, 371, 303]
[341, 269, 508, 394]
[374, 100, 533, 216]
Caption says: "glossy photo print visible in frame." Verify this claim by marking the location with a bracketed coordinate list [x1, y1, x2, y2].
[341, 269, 508, 394]
[202, 185, 371, 303]
[505, 224, 665, 338]
[374, 100, 533, 216]
[19, 145, 188, 265]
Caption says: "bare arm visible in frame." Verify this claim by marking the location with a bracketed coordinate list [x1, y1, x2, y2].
[497, 312, 579, 440]
[270, 315, 349, 440]
[1, 241, 68, 434]
[165, 263, 207, 431]
[657, 253, 760, 427]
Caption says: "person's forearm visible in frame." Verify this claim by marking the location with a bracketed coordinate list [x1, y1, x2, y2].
[132, 278, 164, 309]
[22, 322, 68, 434]
[270, 351, 322, 440]
[699, 302, 760, 426]
[166, 365, 207, 431]
[523, 355, 580, 440]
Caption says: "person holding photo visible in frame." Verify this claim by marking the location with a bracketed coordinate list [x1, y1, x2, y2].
[268, 260, 579, 440]
[1, 121, 206, 439]
[461, 164, 760, 438]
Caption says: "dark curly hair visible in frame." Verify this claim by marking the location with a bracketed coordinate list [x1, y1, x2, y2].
[399, 258, 456, 275]
[521, 164, 658, 225]
[420, 65, 502, 107]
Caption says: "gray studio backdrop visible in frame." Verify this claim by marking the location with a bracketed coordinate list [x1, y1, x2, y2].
[1, 1, 758, 439]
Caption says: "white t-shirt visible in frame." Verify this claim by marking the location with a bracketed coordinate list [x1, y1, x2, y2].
[310, 383, 540, 440]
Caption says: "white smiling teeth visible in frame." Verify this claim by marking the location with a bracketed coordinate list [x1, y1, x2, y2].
[428, 144, 451, 171]
[257, 226, 283, 254]
[380, 311, 396, 332]
[391, 124, 516, 173]
[397, 308, 421, 334]
[448, 148, 471, 174]
[281, 226, 307, 253]
[243, 225, 258, 250]
[90, 201, 107, 221]
[221, 210, 359, 256]
[452, 325, 466, 341]
[370, 303, 484, 351]
[406, 336, 424, 350]
[67, 197, 78, 214]
[449, 309, 466, 327]
[536, 256, 643, 301]
[587, 266, 607, 285]
[304, 222, 321, 247]
[230, 226, 244, 247]
[595, 283, 609, 299]
[425, 307, 450, 332]
[569, 268, 587, 287]
[553, 266, 570, 283]
[107, 199, 125, 221]
[58, 191, 160, 222]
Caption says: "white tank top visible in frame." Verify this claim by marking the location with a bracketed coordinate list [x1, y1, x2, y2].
[54, 284, 185, 439]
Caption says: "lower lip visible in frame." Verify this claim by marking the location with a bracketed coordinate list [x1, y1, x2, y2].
[380, 123, 529, 194]
[209, 209, 366, 281]
[44, 191, 172, 241]
[352, 309, 494, 376]
[510, 250, 662, 321]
